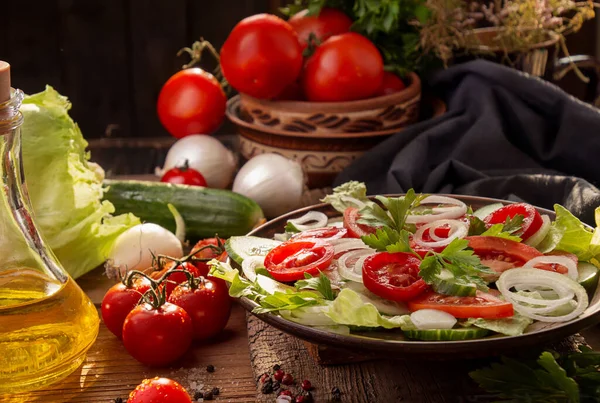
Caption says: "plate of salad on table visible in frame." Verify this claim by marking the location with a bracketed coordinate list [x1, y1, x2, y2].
[209, 181, 600, 358]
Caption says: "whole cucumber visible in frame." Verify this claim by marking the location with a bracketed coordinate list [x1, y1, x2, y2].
[104, 180, 264, 240]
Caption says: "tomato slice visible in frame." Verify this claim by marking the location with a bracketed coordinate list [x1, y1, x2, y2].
[362, 252, 429, 302]
[292, 227, 348, 241]
[343, 207, 377, 238]
[407, 290, 514, 319]
[484, 203, 543, 241]
[264, 239, 334, 282]
[466, 236, 543, 274]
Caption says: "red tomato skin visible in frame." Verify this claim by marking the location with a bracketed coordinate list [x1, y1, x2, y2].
[157, 68, 226, 138]
[168, 278, 232, 341]
[302, 32, 384, 102]
[191, 238, 228, 276]
[161, 166, 207, 187]
[264, 240, 334, 282]
[362, 252, 429, 302]
[128, 377, 192, 403]
[343, 207, 377, 238]
[274, 80, 305, 101]
[101, 279, 151, 339]
[220, 14, 303, 99]
[466, 236, 542, 273]
[122, 302, 193, 366]
[162, 262, 202, 297]
[376, 72, 406, 96]
[288, 8, 353, 49]
[484, 203, 543, 241]
[407, 291, 514, 319]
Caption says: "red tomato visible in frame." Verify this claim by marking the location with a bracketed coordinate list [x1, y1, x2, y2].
[157, 68, 226, 138]
[161, 165, 207, 187]
[122, 302, 193, 366]
[191, 238, 228, 276]
[484, 203, 543, 241]
[264, 240, 334, 282]
[162, 261, 202, 297]
[288, 8, 353, 50]
[362, 252, 429, 302]
[168, 277, 232, 341]
[408, 291, 514, 319]
[220, 14, 303, 99]
[101, 277, 152, 339]
[545, 250, 579, 274]
[292, 227, 348, 241]
[128, 377, 192, 403]
[376, 72, 406, 96]
[343, 207, 377, 238]
[274, 81, 305, 101]
[302, 32, 384, 102]
[466, 236, 545, 274]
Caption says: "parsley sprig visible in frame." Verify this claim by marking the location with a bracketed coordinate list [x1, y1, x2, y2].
[470, 347, 600, 402]
[468, 214, 525, 242]
[357, 189, 428, 231]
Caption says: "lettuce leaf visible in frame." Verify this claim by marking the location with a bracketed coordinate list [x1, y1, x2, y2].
[461, 314, 533, 337]
[321, 181, 370, 213]
[18, 86, 139, 278]
[325, 288, 408, 329]
[537, 205, 600, 262]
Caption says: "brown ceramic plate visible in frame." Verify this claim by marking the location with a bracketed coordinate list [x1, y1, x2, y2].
[236, 195, 600, 359]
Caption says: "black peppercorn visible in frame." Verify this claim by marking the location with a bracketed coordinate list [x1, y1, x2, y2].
[203, 390, 214, 400]
[113, 398, 123, 403]
[206, 364, 215, 373]
[193, 390, 203, 400]
[211, 386, 220, 396]
[261, 381, 274, 394]
[272, 381, 280, 390]
[273, 364, 281, 371]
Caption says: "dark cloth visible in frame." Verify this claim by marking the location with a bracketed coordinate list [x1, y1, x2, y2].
[334, 60, 600, 225]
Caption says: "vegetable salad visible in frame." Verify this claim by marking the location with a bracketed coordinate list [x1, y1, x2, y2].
[210, 182, 600, 341]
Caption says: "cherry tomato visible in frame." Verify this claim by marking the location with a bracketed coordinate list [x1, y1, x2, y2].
[407, 290, 514, 319]
[161, 164, 207, 187]
[161, 261, 202, 297]
[122, 302, 193, 366]
[168, 277, 232, 341]
[292, 227, 348, 241]
[484, 203, 543, 241]
[466, 236, 546, 274]
[220, 14, 303, 99]
[128, 377, 192, 403]
[191, 238, 228, 276]
[343, 207, 377, 238]
[157, 68, 226, 138]
[376, 72, 406, 96]
[362, 252, 429, 302]
[288, 8, 353, 50]
[101, 277, 152, 339]
[302, 32, 384, 102]
[264, 239, 334, 282]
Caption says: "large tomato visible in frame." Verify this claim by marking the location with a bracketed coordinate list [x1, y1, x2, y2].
[466, 236, 543, 274]
[220, 14, 303, 99]
[157, 68, 226, 138]
[407, 291, 514, 319]
[302, 32, 384, 102]
[288, 8, 353, 50]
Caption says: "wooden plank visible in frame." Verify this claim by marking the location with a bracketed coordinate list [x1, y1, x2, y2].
[57, 0, 131, 138]
[1, 1, 61, 94]
[1, 268, 256, 403]
[129, 0, 187, 138]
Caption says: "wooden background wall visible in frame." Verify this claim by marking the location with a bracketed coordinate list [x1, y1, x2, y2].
[0, 1, 597, 148]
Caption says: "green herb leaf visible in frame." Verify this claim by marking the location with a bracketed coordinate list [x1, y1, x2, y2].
[361, 228, 416, 255]
[358, 189, 427, 231]
[468, 215, 488, 236]
[285, 221, 301, 233]
[501, 214, 525, 234]
[481, 224, 523, 242]
[295, 271, 335, 301]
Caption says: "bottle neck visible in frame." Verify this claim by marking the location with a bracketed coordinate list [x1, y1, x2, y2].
[0, 88, 24, 132]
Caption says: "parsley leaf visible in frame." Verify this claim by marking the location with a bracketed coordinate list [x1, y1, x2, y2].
[295, 271, 335, 301]
[502, 214, 525, 234]
[358, 189, 428, 231]
[470, 214, 524, 241]
[467, 215, 488, 236]
[361, 227, 416, 255]
[284, 221, 301, 233]
[481, 224, 523, 242]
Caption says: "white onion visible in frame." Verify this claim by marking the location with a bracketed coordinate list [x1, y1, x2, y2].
[233, 153, 304, 218]
[241, 256, 265, 283]
[406, 195, 467, 224]
[497, 268, 589, 322]
[287, 211, 328, 231]
[410, 309, 457, 330]
[337, 249, 374, 283]
[340, 195, 367, 209]
[331, 238, 369, 255]
[413, 219, 468, 249]
[525, 215, 551, 247]
[524, 255, 578, 280]
[105, 223, 183, 278]
[157, 135, 237, 189]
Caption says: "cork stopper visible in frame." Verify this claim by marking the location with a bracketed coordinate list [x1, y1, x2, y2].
[0, 61, 11, 104]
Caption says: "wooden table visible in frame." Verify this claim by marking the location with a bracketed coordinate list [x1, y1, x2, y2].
[3, 268, 600, 403]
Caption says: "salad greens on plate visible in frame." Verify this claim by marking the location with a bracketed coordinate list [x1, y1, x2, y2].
[210, 181, 600, 341]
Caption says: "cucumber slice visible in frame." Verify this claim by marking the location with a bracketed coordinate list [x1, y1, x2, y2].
[225, 236, 281, 266]
[403, 327, 490, 341]
[433, 279, 477, 297]
[578, 262, 599, 294]
[473, 203, 503, 220]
